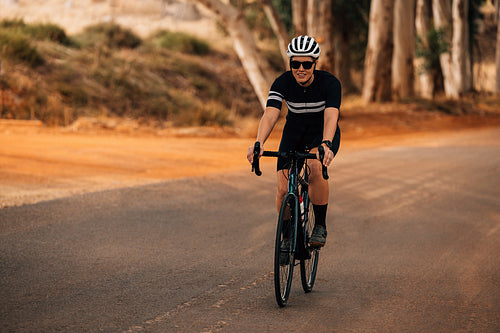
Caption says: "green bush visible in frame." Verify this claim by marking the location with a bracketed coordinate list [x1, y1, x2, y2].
[58, 83, 89, 107]
[197, 102, 232, 126]
[26, 23, 74, 46]
[77, 23, 142, 49]
[0, 19, 74, 46]
[152, 30, 210, 55]
[0, 18, 25, 29]
[0, 30, 44, 67]
[416, 28, 449, 73]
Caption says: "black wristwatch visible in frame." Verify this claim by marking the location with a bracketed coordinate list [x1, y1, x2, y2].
[321, 140, 333, 150]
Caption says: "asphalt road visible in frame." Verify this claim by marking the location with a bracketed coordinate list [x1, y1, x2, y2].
[1, 128, 499, 332]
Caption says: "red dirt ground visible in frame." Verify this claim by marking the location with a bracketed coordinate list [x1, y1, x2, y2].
[1, 109, 500, 208]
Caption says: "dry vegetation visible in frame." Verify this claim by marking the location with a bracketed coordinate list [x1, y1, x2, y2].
[0, 18, 265, 129]
[0, 0, 499, 134]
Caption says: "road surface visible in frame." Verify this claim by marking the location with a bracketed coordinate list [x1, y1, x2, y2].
[1, 128, 499, 332]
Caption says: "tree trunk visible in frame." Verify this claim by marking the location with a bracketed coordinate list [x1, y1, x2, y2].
[415, 0, 434, 98]
[362, 0, 394, 104]
[197, 0, 274, 110]
[260, 0, 290, 67]
[433, 0, 467, 98]
[433, 0, 472, 99]
[496, 0, 500, 93]
[316, 0, 334, 72]
[290, 0, 334, 72]
[392, 0, 415, 99]
[333, 28, 355, 93]
[306, 0, 321, 37]
[432, 0, 455, 97]
[330, 0, 356, 93]
[452, 0, 472, 94]
[292, 0, 307, 35]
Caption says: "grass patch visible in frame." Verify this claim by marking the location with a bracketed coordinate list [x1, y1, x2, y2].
[75, 22, 142, 49]
[150, 30, 210, 55]
[0, 30, 44, 67]
[1, 19, 74, 46]
[1, 21, 259, 127]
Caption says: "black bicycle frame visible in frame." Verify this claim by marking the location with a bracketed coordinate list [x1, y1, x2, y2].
[252, 144, 328, 256]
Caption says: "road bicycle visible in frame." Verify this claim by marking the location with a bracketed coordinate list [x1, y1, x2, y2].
[251, 142, 328, 307]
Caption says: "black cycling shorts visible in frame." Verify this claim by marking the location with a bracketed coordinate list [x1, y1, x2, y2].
[277, 114, 340, 171]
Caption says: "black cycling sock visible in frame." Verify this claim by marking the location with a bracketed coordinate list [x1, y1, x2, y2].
[313, 204, 328, 229]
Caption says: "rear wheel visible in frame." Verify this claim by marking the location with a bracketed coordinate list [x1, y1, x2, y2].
[274, 194, 297, 307]
[300, 197, 319, 292]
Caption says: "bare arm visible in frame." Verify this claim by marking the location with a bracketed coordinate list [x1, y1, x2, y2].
[322, 107, 339, 143]
[256, 107, 281, 144]
[247, 107, 281, 163]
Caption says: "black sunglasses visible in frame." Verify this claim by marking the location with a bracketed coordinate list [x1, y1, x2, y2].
[290, 60, 315, 70]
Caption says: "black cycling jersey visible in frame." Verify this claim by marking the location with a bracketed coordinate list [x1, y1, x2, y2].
[266, 70, 342, 171]
[267, 70, 341, 119]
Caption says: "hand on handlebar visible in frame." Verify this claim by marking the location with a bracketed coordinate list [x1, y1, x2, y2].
[249, 142, 263, 176]
[317, 145, 330, 180]
[249, 145, 329, 180]
[317, 143, 335, 167]
[247, 141, 263, 165]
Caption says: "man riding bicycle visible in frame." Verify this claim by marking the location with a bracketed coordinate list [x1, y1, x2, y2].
[247, 35, 341, 248]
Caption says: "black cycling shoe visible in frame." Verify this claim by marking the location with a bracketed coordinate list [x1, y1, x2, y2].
[309, 225, 327, 247]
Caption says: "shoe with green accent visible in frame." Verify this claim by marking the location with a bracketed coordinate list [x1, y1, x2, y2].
[310, 225, 327, 248]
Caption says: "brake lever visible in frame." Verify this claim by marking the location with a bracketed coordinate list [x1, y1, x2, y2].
[252, 142, 262, 176]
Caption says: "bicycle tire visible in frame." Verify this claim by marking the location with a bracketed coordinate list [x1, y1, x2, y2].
[274, 193, 297, 307]
[300, 196, 319, 293]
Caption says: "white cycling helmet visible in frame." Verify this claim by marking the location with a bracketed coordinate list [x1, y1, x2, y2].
[286, 35, 321, 59]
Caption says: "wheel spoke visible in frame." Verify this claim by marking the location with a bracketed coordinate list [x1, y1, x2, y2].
[274, 194, 296, 307]
[300, 194, 319, 292]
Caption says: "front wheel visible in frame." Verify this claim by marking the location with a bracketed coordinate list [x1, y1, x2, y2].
[300, 198, 319, 292]
[274, 194, 297, 307]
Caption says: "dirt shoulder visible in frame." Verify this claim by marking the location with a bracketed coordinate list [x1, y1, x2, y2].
[1, 109, 500, 209]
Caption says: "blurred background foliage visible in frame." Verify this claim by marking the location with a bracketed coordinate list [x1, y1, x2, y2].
[0, 18, 259, 126]
[0, 0, 497, 127]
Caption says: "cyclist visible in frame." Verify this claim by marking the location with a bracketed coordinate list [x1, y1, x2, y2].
[247, 35, 341, 247]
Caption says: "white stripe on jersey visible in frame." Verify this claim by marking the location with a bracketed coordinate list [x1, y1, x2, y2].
[268, 95, 283, 103]
[267, 90, 283, 103]
[286, 101, 326, 113]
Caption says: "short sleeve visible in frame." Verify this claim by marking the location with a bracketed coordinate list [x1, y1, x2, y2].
[325, 76, 341, 110]
[266, 75, 286, 110]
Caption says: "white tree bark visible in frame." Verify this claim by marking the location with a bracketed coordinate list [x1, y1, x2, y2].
[415, 0, 434, 98]
[433, 0, 472, 98]
[290, 0, 334, 71]
[292, 0, 307, 36]
[452, 0, 472, 93]
[392, 0, 415, 99]
[306, 0, 320, 37]
[432, 0, 456, 97]
[303, 0, 333, 71]
[260, 0, 290, 67]
[197, 0, 274, 110]
[362, 0, 394, 103]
